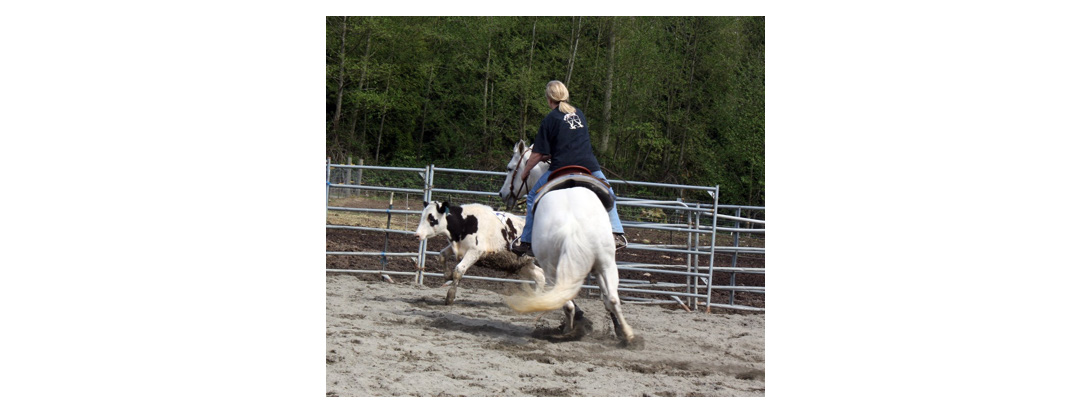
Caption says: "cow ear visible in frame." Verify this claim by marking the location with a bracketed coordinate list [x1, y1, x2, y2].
[423, 201, 429, 208]
[442, 201, 450, 214]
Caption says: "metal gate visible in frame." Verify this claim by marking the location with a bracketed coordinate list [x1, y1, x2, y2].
[326, 159, 764, 312]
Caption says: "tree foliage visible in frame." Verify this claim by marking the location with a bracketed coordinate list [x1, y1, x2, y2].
[326, 16, 764, 205]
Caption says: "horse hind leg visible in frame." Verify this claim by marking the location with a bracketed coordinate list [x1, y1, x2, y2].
[559, 301, 592, 341]
[532, 300, 591, 342]
[563, 301, 577, 332]
[596, 261, 643, 349]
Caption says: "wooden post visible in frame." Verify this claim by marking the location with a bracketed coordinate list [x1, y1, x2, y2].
[345, 156, 353, 198]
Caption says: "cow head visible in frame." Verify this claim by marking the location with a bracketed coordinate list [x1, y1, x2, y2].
[414, 201, 451, 241]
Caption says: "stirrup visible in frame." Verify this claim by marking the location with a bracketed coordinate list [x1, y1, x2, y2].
[510, 238, 534, 257]
[614, 233, 628, 250]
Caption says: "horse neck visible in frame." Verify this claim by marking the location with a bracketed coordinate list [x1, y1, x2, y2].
[521, 151, 536, 187]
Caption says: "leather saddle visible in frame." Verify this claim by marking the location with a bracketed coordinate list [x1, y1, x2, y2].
[531, 165, 615, 213]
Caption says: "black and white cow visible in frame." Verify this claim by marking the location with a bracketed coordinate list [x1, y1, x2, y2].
[414, 201, 545, 305]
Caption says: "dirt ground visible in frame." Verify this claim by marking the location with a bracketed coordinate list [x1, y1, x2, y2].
[326, 201, 765, 397]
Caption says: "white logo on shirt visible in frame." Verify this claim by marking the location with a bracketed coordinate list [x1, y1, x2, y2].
[563, 113, 584, 129]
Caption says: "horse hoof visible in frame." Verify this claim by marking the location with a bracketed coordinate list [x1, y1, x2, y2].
[444, 288, 456, 305]
[620, 335, 645, 350]
[531, 316, 592, 342]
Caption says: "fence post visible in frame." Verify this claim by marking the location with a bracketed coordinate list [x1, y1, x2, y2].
[686, 208, 695, 310]
[730, 207, 741, 305]
[345, 156, 353, 197]
[705, 186, 720, 313]
[355, 158, 364, 197]
[415, 164, 434, 286]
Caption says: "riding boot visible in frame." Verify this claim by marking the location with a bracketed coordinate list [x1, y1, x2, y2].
[614, 233, 628, 250]
[510, 240, 534, 257]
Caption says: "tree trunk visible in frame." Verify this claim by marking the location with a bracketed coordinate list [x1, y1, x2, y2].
[565, 16, 583, 86]
[418, 64, 435, 154]
[330, 17, 348, 147]
[600, 17, 615, 153]
[481, 17, 493, 144]
[522, 18, 536, 141]
[483, 45, 491, 141]
[679, 22, 698, 172]
[565, 17, 582, 86]
[349, 19, 373, 156]
[375, 76, 390, 163]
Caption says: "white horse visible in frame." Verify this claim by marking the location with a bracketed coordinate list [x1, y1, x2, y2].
[500, 147, 641, 347]
[499, 140, 549, 211]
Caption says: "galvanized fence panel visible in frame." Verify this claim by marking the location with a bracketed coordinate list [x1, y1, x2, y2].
[326, 158, 765, 312]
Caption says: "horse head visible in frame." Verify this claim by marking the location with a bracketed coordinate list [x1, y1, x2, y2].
[499, 140, 548, 210]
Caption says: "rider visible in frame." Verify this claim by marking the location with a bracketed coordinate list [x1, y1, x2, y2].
[510, 80, 627, 257]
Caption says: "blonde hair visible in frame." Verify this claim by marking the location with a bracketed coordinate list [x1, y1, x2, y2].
[545, 80, 576, 114]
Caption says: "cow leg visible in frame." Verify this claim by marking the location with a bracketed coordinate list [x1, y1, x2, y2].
[519, 258, 546, 292]
[438, 244, 455, 281]
[445, 249, 481, 305]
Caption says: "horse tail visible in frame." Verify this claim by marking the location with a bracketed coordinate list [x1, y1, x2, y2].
[504, 245, 591, 313]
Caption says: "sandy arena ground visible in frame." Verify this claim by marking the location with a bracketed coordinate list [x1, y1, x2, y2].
[326, 274, 764, 397]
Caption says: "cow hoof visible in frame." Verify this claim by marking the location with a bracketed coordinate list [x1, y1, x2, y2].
[444, 287, 456, 305]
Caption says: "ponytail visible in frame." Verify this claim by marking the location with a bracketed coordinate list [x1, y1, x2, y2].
[545, 80, 577, 114]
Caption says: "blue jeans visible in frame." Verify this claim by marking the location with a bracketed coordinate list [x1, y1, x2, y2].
[519, 169, 624, 243]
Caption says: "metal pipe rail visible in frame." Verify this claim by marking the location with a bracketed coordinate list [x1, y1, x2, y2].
[329, 183, 423, 195]
[622, 244, 764, 256]
[327, 269, 420, 276]
[327, 206, 422, 216]
[432, 167, 506, 177]
[717, 204, 765, 211]
[325, 225, 414, 236]
[608, 179, 718, 192]
[326, 252, 422, 257]
[329, 164, 426, 172]
[712, 213, 765, 225]
[430, 188, 499, 197]
[618, 264, 765, 275]
[716, 226, 766, 233]
[617, 265, 710, 278]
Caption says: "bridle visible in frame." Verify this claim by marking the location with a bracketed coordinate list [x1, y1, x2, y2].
[503, 146, 533, 211]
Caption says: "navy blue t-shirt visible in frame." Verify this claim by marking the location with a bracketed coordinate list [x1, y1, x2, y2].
[532, 107, 601, 173]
